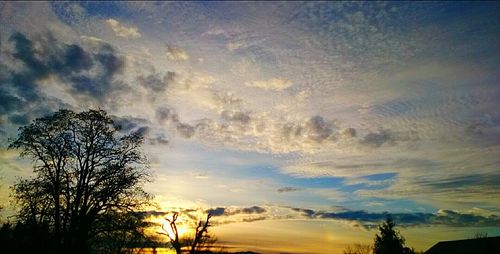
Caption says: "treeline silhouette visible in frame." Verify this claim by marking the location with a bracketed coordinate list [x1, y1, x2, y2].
[344, 216, 422, 254]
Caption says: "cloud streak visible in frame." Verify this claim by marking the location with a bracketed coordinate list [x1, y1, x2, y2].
[289, 207, 500, 229]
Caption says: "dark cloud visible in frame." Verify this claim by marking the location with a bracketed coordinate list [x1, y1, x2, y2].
[290, 207, 316, 218]
[432, 209, 500, 227]
[111, 115, 170, 145]
[241, 216, 268, 223]
[137, 71, 175, 93]
[305, 116, 334, 142]
[64, 44, 93, 71]
[240, 206, 266, 214]
[206, 207, 226, 216]
[207, 206, 267, 217]
[9, 33, 49, 78]
[155, 106, 200, 139]
[282, 116, 337, 143]
[361, 129, 397, 147]
[288, 207, 500, 228]
[277, 187, 300, 193]
[112, 116, 149, 132]
[68, 44, 125, 99]
[0, 31, 128, 131]
[2, 33, 48, 105]
[8, 32, 125, 100]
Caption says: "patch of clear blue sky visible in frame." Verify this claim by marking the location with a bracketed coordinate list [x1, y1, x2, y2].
[204, 162, 396, 193]
[72, 2, 128, 18]
[163, 140, 398, 192]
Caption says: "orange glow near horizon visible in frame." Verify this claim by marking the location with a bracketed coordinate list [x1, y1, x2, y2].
[146, 213, 197, 242]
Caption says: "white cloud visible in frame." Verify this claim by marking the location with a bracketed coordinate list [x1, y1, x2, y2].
[245, 78, 292, 91]
[106, 18, 141, 38]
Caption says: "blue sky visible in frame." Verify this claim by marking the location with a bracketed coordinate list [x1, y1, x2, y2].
[1, 2, 499, 253]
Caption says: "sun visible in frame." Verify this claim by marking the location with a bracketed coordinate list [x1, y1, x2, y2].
[162, 221, 192, 240]
[148, 215, 192, 241]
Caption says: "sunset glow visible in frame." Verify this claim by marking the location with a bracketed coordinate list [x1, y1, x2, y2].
[1, 2, 499, 253]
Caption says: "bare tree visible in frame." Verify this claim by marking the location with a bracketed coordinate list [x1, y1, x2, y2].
[189, 213, 213, 254]
[160, 212, 215, 254]
[9, 109, 152, 254]
[162, 212, 182, 254]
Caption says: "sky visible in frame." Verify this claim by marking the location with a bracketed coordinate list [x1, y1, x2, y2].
[0, 1, 499, 253]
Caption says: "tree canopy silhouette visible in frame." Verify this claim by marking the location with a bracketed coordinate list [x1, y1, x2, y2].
[9, 109, 152, 254]
[374, 216, 415, 254]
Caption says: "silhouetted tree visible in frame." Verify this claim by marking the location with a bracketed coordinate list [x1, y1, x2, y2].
[9, 109, 152, 254]
[374, 216, 414, 254]
[163, 212, 182, 254]
[189, 213, 215, 254]
[160, 212, 216, 254]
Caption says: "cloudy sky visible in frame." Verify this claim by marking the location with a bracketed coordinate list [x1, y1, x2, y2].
[0, 2, 499, 253]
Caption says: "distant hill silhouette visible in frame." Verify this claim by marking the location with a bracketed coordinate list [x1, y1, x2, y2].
[424, 236, 500, 254]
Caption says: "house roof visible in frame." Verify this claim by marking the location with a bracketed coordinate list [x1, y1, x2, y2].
[424, 236, 500, 254]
